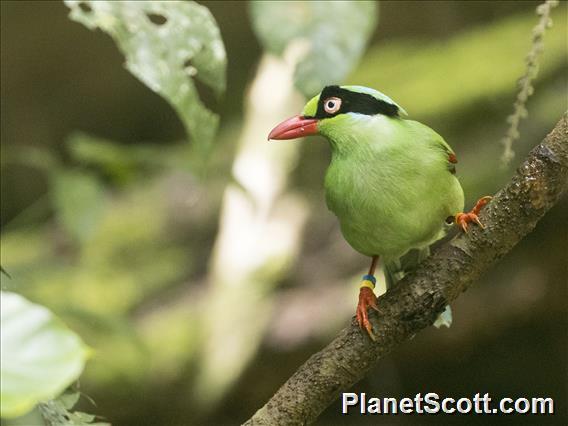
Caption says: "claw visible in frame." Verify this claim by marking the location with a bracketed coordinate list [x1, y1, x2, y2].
[455, 195, 492, 233]
[473, 216, 485, 228]
[364, 320, 377, 341]
[357, 287, 378, 341]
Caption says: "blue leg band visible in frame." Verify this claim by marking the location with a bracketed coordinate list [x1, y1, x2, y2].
[361, 274, 376, 285]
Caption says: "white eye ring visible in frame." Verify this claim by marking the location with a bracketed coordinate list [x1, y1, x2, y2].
[323, 97, 342, 114]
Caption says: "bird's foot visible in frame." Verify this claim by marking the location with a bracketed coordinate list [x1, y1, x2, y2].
[454, 196, 492, 233]
[356, 275, 379, 341]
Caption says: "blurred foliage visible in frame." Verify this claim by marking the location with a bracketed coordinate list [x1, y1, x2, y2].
[1, 161, 197, 390]
[65, 132, 188, 185]
[351, 8, 566, 120]
[1, 1, 566, 425]
[65, 0, 227, 157]
[0, 292, 89, 418]
[250, 1, 377, 97]
[51, 170, 105, 245]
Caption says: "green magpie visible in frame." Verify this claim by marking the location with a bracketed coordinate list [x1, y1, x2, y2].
[268, 85, 491, 339]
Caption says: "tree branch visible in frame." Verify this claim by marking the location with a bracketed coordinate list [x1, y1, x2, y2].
[244, 114, 568, 425]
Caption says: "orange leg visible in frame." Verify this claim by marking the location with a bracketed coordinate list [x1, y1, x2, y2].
[455, 196, 492, 233]
[356, 255, 379, 340]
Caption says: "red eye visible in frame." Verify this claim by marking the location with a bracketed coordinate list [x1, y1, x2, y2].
[323, 97, 342, 114]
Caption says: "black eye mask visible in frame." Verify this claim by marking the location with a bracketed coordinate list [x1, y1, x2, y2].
[311, 85, 400, 119]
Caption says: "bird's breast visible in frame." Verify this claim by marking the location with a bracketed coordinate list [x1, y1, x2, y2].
[324, 151, 461, 258]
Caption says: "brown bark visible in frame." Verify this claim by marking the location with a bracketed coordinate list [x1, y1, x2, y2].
[244, 114, 568, 425]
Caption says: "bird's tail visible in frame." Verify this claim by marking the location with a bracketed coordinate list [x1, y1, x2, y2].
[383, 247, 452, 328]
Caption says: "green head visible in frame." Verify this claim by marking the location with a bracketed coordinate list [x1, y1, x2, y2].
[268, 85, 407, 147]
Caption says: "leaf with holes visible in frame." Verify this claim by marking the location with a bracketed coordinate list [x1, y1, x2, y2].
[64, 1, 227, 156]
[0, 292, 90, 418]
[249, 1, 377, 97]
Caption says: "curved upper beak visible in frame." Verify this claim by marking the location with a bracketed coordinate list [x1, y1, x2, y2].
[268, 115, 319, 140]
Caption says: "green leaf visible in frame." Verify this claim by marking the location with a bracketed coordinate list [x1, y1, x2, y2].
[249, 1, 377, 97]
[64, 0, 227, 155]
[0, 292, 90, 419]
[51, 170, 105, 244]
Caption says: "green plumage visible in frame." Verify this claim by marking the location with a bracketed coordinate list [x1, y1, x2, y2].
[301, 86, 464, 260]
[302, 86, 464, 327]
[319, 114, 464, 260]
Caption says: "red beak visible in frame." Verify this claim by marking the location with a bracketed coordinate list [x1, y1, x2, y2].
[268, 115, 319, 140]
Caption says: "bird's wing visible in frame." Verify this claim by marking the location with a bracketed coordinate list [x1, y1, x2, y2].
[430, 132, 458, 174]
[407, 119, 458, 174]
[425, 126, 458, 174]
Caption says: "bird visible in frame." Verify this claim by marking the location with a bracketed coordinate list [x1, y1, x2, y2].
[268, 85, 491, 339]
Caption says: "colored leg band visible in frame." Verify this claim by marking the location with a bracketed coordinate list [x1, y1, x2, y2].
[362, 274, 376, 285]
[360, 274, 376, 290]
